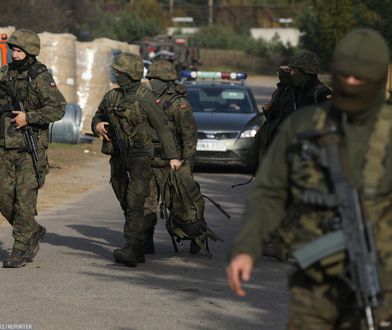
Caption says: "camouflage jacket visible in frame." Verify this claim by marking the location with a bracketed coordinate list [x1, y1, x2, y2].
[152, 83, 197, 164]
[231, 101, 392, 290]
[0, 59, 66, 149]
[91, 81, 178, 159]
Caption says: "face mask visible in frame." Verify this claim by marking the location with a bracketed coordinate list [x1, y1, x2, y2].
[291, 69, 308, 88]
[115, 73, 132, 88]
[150, 79, 169, 97]
[10, 56, 33, 71]
[332, 73, 385, 113]
[277, 69, 292, 85]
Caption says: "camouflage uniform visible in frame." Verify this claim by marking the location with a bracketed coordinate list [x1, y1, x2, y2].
[91, 53, 179, 267]
[230, 29, 392, 328]
[143, 60, 197, 253]
[0, 29, 66, 267]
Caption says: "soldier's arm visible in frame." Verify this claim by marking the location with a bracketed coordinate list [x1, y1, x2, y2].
[26, 71, 66, 125]
[140, 92, 179, 160]
[175, 99, 197, 161]
[91, 93, 110, 135]
[230, 117, 293, 264]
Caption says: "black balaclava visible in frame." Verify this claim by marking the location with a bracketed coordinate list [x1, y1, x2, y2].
[115, 73, 133, 89]
[331, 28, 390, 113]
[150, 79, 169, 97]
[277, 58, 292, 85]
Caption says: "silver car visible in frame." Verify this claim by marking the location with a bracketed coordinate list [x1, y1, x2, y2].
[183, 73, 265, 169]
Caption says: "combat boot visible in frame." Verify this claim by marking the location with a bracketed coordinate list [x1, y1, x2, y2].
[3, 249, 27, 268]
[25, 225, 46, 262]
[113, 239, 145, 267]
[113, 246, 137, 267]
[143, 228, 155, 254]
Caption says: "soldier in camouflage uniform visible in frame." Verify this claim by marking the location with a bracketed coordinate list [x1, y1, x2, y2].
[143, 60, 197, 254]
[0, 29, 66, 268]
[92, 53, 181, 267]
[227, 29, 392, 328]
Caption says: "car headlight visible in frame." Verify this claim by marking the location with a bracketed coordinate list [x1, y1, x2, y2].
[240, 126, 259, 138]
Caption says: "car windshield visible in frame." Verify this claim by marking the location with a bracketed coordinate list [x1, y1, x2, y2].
[187, 87, 254, 114]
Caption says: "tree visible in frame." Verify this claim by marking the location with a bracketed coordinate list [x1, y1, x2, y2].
[297, 0, 377, 70]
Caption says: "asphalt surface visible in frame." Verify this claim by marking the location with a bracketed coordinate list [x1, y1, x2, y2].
[0, 78, 291, 330]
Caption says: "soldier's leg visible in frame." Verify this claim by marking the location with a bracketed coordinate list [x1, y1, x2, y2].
[143, 168, 159, 254]
[114, 156, 152, 267]
[110, 156, 129, 211]
[3, 151, 42, 268]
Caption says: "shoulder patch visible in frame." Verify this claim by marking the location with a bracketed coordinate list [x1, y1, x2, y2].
[155, 99, 161, 105]
[180, 103, 187, 109]
[50, 81, 57, 88]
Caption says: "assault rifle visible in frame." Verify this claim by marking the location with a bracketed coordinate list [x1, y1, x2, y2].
[105, 111, 132, 183]
[11, 98, 44, 189]
[293, 128, 381, 330]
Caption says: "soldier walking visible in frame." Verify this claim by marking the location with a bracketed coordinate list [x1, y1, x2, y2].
[0, 29, 66, 268]
[227, 29, 392, 328]
[143, 60, 197, 254]
[92, 53, 181, 267]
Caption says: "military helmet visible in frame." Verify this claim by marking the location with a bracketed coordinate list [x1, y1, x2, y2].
[7, 29, 40, 56]
[145, 60, 177, 81]
[289, 50, 320, 75]
[112, 52, 144, 80]
[332, 28, 389, 81]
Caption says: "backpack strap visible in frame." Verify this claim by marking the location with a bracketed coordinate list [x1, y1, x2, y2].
[362, 104, 392, 197]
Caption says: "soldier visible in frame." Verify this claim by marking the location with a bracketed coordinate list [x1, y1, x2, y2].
[143, 59, 197, 254]
[289, 50, 331, 108]
[254, 58, 295, 171]
[92, 53, 181, 267]
[227, 28, 392, 328]
[0, 29, 66, 268]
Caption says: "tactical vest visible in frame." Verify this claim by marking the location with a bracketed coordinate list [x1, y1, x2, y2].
[101, 85, 151, 156]
[0, 62, 48, 148]
[283, 104, 392, 283]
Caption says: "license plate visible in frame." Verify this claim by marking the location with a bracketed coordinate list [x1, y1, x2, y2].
[197, 140, 227, 152]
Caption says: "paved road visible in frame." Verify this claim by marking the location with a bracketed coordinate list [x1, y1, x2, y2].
[0, 78, 291, 330]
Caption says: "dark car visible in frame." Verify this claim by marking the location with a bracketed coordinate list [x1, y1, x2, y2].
[182, 71, 265, 170]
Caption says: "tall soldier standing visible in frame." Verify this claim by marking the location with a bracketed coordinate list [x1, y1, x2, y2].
[92, 53, 181, 267]
[227, 28, 392, 328]
[143, 60, 197, 254]
[0, 29, 66, 268]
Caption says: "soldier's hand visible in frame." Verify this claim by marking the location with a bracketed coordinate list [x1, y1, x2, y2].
[170, 159, 182, 170]
[96, 122, 110, 141]
[227, 253, 254, 297]
[11, 111, 27, 129]
[262, 102, 273, 111]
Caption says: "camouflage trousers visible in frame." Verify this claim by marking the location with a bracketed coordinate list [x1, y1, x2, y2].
[110, 155, 153, 240]
[143, 166, 171, 232]
[0, 148, 42, 252]
[288, 270, 392, 329]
